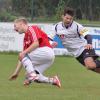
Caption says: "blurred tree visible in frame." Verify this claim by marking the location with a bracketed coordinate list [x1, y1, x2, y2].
[31, 0, 59, 17]
[12, 0, 31, 16]
[0, 0, 99, 21]
[0, 0, 12, 11]
[76, 8, 82, 19]
[55, 0, 65, 20]
[88, 0, 93, 20]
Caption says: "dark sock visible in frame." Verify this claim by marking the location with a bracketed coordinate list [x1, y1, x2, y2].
[34, 70, 40, 74]
[95, 60, 100, 68]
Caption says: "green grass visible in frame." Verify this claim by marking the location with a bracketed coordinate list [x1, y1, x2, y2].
[0, 53, 100, 100]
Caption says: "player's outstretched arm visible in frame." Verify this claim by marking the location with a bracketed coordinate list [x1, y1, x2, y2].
[48, 37, 58, 48]
[51, 41, 58, 48]
[9, 60, 22, 80]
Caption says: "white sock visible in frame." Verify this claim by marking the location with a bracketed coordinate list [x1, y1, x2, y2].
[21, 57, 35, 73]
[37, 74, 54, 84]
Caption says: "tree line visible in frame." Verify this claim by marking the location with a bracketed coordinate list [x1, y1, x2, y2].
[0, 0, 100, 21]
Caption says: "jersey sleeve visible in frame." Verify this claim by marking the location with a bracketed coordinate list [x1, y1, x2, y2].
[29, 26, 42, 42]
[34, 26, 42, 40]
[77, 23, 89, 37]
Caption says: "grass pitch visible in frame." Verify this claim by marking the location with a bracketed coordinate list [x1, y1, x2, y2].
[0, 53, 100, 100]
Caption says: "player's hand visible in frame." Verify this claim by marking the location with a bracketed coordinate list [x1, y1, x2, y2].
[9, 73, 18, 81]
[19, 52, 26, 61]
[51, 41, 58, 48]
[84, 44, 93, 49]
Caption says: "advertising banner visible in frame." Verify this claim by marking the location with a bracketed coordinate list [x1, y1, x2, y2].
[0, 22, 100, 56]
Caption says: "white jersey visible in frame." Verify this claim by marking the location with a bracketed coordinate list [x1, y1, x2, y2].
[53, 21, 89, 57]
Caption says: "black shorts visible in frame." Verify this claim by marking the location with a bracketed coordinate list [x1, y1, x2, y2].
[76, 49, 99, 66]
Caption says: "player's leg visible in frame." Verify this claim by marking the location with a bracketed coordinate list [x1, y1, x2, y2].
[21, 46, 54, 77]
[23, 62, 61, 87]
[76, 49, 100, 73]
[83, 49, 100, 71]
[84, 57, 96, 69]
[21, 56, 35, 73]
[84, 57, 100, 73]
[91, 59, 100, 73]
[23, 46, 54, 82]
[28, 47, 55, 73]
[76, 56, 96, 69]
[21, 56, 39, 85]
[34, 59, 54, 74]
[35, 73, 61, 87]
[24, 47, 61, 87]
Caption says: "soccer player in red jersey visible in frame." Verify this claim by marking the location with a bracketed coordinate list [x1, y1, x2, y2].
[9, 17, 61, 88]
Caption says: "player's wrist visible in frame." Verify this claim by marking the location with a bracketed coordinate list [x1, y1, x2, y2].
[22, 51, 27, 55]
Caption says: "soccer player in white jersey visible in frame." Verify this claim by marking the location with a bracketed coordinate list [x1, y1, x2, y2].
[9, 17, 61, 88]
[52, 7, 100, 73]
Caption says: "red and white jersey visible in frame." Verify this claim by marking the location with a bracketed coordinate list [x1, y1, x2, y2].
[23, 25, 51, 50]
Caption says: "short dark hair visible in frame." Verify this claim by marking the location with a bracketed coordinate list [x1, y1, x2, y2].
[63, 7, 74, 17]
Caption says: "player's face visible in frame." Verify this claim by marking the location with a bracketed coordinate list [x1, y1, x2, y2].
[14, 22, 24, 34]
[62, 14, 73, 26]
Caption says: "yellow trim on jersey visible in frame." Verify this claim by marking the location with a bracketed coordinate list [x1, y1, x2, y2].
[79, 28, 88, 35]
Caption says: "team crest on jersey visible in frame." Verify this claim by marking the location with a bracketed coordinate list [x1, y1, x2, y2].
[59, 34, 65, 39]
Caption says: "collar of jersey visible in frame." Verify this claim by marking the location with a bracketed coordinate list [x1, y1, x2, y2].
[62, 21, 73, 29]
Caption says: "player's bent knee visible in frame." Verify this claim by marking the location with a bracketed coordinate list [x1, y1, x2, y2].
[48, 54, 55, 62]
[84, 57, 96, 70]
[85, 63, 96, 70]
[87, 66, 96, 70]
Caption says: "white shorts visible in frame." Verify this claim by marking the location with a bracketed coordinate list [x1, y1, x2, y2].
[27, 46, 55, 65]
